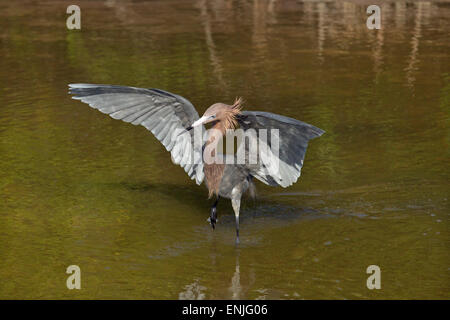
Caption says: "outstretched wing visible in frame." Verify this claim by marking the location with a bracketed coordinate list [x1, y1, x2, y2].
[68, 84, 204, 185]
[237, 111, 324, 187]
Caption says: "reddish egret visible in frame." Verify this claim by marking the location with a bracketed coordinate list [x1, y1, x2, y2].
[69, 84, 324, 243]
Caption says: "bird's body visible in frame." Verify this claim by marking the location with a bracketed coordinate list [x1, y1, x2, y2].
[69, 84, 324, 243]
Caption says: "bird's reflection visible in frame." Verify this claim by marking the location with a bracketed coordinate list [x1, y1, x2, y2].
[178, 280, 206, 300]
[229, 249, 242, 299]
[178, 245, 243, 300]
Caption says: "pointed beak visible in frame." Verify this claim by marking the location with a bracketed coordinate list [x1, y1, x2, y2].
[190, 115, 210, 128]
[178, 115, 213, 137]
[178, 116, 209, 137]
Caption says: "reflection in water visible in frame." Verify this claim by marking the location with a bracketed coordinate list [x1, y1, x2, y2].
[0, 0, 448, 299]
[252, 0, 269, 55]
[105, 0, 136, 25]
[198, 0, 228, 92]
[179, 280, 207, 300]
[395, 2, 406, 28]
[317, 2, 327, 64]
[370, 5, 384, 80]
[405, 2, 424, 90]
[229, 251, 242, 299]
[178, 250, 242, 300]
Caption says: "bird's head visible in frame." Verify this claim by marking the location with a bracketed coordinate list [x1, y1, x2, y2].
[188, 97, 243, 131]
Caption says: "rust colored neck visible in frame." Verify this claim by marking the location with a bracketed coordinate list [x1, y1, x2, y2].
[203, 120, 227, 198]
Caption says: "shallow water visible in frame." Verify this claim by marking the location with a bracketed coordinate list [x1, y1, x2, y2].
[0, 0, 448, 299]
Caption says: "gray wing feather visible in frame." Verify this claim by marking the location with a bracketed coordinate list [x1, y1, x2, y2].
[69, 84, 204, 185]
[237, 111, 324, 187]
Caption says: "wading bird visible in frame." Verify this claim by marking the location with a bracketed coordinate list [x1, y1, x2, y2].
[69, 84, 324, 243]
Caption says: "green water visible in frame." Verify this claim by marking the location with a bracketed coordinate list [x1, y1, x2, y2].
[0, 0, 448, 299]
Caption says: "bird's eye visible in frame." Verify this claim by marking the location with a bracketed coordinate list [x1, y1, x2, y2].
[210, 115, 216, 119]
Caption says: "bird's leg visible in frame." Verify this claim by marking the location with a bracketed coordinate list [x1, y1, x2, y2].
[209, 197, 219, 229]
[231, 198, 241, 245]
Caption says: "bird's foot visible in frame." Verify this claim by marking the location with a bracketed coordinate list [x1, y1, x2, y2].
[208, 198, 219, 230]
[207, 215, 217, 229]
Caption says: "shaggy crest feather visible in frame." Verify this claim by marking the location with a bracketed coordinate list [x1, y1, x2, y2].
[223, 97, 243, 130]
